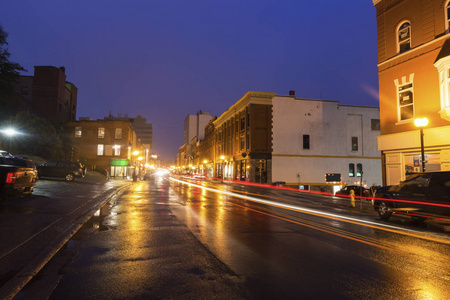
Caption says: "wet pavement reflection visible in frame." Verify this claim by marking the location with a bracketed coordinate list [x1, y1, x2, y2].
[30, 175, 450, 299]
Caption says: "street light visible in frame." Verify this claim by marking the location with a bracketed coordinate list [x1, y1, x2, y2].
[414, 117, 428, 172]
[0, 128, 20, 153]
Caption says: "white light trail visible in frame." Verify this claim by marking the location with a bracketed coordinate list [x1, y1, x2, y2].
[170, 177, 450, 242]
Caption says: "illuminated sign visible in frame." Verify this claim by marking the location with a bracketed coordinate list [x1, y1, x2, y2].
[110, 159, 130, 166]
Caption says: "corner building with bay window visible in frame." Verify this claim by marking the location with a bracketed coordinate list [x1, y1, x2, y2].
[373, 0, 450, 185]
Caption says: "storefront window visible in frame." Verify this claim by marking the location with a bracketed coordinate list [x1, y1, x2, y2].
[404, 153, 441, 174]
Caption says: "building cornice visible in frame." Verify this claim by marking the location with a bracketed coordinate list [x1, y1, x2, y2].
[373, 0, 382, 5]
[378, 34, 450, 69]
[214, 91, 275, 127]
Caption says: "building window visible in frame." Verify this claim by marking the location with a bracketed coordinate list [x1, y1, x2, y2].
[240, 118, 245, 131]
[246, 134, 250, 150]
[75, 127, 82, 138]
[236, 120, 238, 132]
[349, 163, 355, 177]
[247, 113, 250, 127]
[303, 135, 310, 150]
[115, 128, 122, 139]
[435, 63, 450, 121]
[240, 137, 245, 151]
[352, 137, 358, 151]
[398, 83, 414, 121]
[356, 163, 363, 177]
[98, 127, 105, 139]
[114, 145, 121, 156]
[371, 119, 380, 131]
[105, 145, 113, 156]
[97, 144, 104, 156]
[20, 86, 29, 95]
[397, 21, 411, 53]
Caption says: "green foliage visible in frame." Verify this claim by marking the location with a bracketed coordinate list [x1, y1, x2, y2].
[0, 112, 63, 159]
[0, 25, 26, 120]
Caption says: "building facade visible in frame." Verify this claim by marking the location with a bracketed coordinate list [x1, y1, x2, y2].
[197, 117, 216, 177]
[374, 0, 450, 185]
[14, 66, 78, 123]
[213, 91, 274, 182]
[184, 111, 213, 145]
[272, 95, 382, 192]
[103, 112, 153, 155]
[66, 119, 146, 178]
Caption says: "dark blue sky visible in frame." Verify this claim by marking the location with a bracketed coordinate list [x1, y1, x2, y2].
[2, 0, 379, 161]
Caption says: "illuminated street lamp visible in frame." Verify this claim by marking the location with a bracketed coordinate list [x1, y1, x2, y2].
[414, 117, 428, 172]
[0, 128, 20, 153]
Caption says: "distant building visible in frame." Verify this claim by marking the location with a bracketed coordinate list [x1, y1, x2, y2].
[66, 119, 147, 178]
[184, 91, 382, 191]
[373, 0, 450, 185]
[184, 111, 213, 144]
[103, 112, 153, 155]
[197, 117, 217, 177]
[272, 94, 382, 192]
[178, 111, 213, 173]
[14, 66, 78, 123]
[213, 91, 273, 182]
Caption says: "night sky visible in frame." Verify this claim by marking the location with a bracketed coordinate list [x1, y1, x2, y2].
[2, 0, 379, 161]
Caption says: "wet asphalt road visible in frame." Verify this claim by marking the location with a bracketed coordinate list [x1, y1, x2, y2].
[18, 176, 450, 299]
[0, 172, 128, 299]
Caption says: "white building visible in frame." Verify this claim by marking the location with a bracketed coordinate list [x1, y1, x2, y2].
[271, 95, 382, 193]
[184, 111, 213, 144]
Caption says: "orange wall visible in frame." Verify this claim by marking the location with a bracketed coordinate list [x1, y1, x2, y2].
[378, 42, 450, 135]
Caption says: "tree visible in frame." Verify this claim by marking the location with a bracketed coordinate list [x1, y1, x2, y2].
[0, 112, 63, 159]
[0, 25, 26, 120]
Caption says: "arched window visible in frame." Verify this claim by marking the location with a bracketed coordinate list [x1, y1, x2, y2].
[446, 1, 450, 33]
[397, 21, 411, 53]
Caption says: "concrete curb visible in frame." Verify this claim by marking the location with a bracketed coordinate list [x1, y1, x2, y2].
[0, 183, 131, 300]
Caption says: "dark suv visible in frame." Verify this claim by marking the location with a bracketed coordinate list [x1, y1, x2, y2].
[373, 171, 450, 222]
[37, 161, 85, 182]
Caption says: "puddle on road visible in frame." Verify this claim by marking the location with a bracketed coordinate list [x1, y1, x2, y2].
[69, 203, 111, 243]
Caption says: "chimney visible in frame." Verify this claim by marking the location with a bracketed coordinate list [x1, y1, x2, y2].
[60, 66, 66, 74]
[289, 90, 295, 96]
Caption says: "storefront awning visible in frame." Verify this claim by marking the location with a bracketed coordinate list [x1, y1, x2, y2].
[110, 159, 130, 166]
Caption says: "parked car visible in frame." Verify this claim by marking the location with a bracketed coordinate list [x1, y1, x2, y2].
[335, 185, 370, 197]
[373, 171, 450, 222]
[0, 155, 38, 202]
[37, 161, 85, 181]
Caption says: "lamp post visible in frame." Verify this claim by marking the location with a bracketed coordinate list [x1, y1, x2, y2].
[414, 117, 428, 172]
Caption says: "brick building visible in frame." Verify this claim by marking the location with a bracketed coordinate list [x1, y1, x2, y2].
[373, 0, 450, 185]
[14, 66, 77, 123]
[66, 119, 146, 178]
[213, 91, 274, 182]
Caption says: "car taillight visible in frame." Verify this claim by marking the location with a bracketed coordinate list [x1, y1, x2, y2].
[6, 172, 16, 183]
[78, 168, 82, 172]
